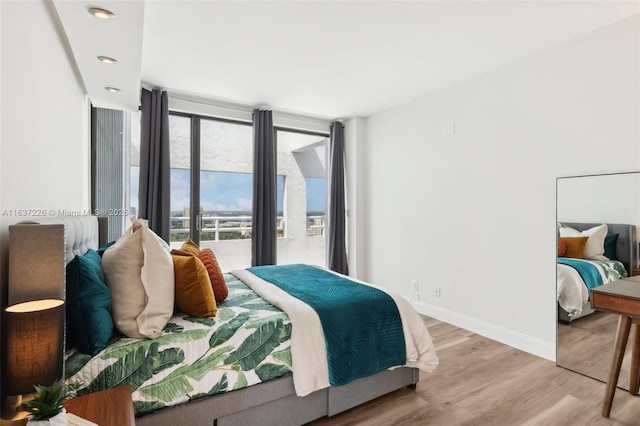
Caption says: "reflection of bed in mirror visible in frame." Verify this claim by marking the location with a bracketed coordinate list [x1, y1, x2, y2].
[556, 172, 640, 391]
[557, 222, 635, 323]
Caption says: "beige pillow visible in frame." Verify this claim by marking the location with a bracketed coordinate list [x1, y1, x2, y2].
[559, 224, 608, 260]
[139, 222, 175, 338]
[102, 219, 174, 339]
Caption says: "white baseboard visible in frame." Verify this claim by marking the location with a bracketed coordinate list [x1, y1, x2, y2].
[412, 301, 555, 362]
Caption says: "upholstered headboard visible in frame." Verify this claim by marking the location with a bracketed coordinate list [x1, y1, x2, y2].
[7, 216, 108, 306]
[561, 222, 636, 275]
[28, 216, 108, 264]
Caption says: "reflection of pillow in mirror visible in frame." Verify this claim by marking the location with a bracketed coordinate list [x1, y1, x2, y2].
[558, 224, 608, 260]
[559, 236, 589, 259]
[557, 238, 567, 257]
[604, 233, 619, 260]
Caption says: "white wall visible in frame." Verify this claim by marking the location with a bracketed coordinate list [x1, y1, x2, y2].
[345, 117, 367, 279]
[1, 0, 90, 302]
[360, 14, 640, 360]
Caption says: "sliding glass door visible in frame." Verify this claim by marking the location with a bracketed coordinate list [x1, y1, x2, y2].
[130, 111, 329, 270]
[167, 114, 192, 246]
[198, 118, 254, 246]
[275, 129, 327, 266]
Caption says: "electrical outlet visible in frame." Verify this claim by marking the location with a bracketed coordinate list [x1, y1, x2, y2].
[411, 280, 418, 292]
[435, 286, 441, 298]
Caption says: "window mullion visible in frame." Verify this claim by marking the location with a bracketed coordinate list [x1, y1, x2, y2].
[190, 116, 201, 244]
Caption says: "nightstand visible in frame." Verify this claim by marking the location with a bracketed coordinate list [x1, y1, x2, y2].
[631, 268, 640, 277]
[64, 386, 135, 426]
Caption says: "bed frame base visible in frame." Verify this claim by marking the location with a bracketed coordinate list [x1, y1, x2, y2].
[558, 302, 597, 324]
[136, 367, 419, 426]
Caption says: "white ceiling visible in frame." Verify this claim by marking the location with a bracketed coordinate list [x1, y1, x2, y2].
[53, 1, 640, 119]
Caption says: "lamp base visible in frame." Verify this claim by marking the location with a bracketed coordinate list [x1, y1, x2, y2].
[1, 395, 31, 425]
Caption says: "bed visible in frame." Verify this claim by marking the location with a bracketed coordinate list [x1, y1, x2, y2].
[557, 222, 636, 323]
[6, 216, 439, 426]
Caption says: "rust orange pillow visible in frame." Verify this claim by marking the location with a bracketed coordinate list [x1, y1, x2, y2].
[198, 248, 228, 303]
[559, 236, 588, 259]
[557, 237, 567, 257]
[171, 249, 217, 317]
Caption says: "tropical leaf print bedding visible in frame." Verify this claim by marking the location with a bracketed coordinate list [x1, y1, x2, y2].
[557, 259, 627, 316]
[65, 274, 292, 416]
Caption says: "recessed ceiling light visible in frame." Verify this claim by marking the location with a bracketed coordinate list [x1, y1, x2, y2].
[105, 87, 121, 93]
[97, 56, 118, 64]
[88, 8, 115, 20]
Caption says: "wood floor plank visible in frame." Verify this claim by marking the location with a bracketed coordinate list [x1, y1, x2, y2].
[306, 315, 640, 426]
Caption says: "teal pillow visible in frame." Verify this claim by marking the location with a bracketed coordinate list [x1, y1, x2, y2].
[97, 240, 116, 256]
[66, 249, 114, 355]
[604, 233, 619, 260]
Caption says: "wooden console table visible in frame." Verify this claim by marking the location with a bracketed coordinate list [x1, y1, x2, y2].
[591, 276, 640, 417]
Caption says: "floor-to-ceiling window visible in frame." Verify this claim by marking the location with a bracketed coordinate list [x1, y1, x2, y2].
[127, 110, 328, 270]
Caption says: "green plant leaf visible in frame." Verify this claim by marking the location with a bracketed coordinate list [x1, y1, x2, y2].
[225, 319, 283, 370]
[22, 380, 65, 419]
[209, 312, 250, 348]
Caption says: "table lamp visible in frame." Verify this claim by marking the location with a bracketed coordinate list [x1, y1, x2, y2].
[2, 299, 65, 422]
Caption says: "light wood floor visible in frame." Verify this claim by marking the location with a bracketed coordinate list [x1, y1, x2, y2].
[307, 316, 640, 426]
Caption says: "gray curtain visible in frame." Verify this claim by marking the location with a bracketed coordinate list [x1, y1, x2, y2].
[139, 88, 171, 242]
[251, 109, 277, 266]
[327, 122, 349, 275]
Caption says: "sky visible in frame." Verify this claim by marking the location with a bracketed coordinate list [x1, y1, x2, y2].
[131, 167, 326, 214]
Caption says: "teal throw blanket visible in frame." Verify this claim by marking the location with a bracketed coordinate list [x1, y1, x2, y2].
[557, 258, 603, 291]
[247, 264, 406, 386]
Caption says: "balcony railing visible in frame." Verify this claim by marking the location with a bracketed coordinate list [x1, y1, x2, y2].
[169, 215, 274, 242]
[170, 214, 325, 242]
[306, 215, 325, 237]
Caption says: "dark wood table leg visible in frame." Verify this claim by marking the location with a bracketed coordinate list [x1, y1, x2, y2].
[603, 315, 632, 417]
[630, 320, 640, 395]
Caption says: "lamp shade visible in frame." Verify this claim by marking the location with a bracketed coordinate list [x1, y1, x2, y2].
[8, 224, 64, 306]
[3, 299, 64, 395]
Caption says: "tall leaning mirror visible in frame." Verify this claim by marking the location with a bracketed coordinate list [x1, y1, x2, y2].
[556, 172, 640, 389]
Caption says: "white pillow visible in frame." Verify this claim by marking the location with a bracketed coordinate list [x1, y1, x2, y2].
[102, 219, 174, 339]
[559, 224, 608, 260]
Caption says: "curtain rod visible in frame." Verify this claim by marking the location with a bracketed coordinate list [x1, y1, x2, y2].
[168, 94, 335, 127]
